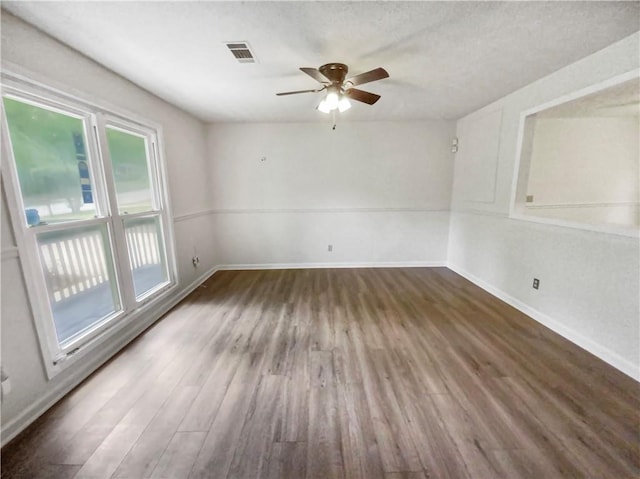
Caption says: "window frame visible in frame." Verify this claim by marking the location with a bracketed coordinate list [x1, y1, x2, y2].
[97, 114, 173, 304]
[509, 68, 640, 238]
[1, 71, 177, 378]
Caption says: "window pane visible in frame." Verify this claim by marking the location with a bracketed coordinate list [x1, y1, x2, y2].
[3, 97, 97, 224]
[37, 225, 121, 345]
[124, 216, 168, 298]
[106, 127, 154, 214]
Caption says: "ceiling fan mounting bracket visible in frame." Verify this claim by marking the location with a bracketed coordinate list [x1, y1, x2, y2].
[319, 63, 349, 85]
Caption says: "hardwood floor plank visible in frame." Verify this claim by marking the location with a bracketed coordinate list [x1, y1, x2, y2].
[5, 463, 82, 479]
[7, 355, 155, 474]
[332, 305, 363, 386]
[57, 302, 217, 466]
[429, 393, 502, 478]
[308, 382, 340, 444]
[178, 350, 242, 432]
[381, 348, 470, 479]
[309, 350, 334, 389]
[149, 432, 206, 479]
[306, 439, 344, 479]
[384, 472, 427, 479]
[266, 442, 307, 479]
[75, 348, 195, 479]
[112, 386, 200, 478]
[277, 350, 309, 442]
[488, 377, 596, 478]
[353, 344, 421, 472]
[2, 268, 637, 479]
[337, 383, 385, 479]
[73, 425, 142, 479]
[488, 449, 546, 479]
[307, 385, 344, 479]
[227, 374, 284, 478]
[261, 304, 294, 376]
[188, 353, 264, 479]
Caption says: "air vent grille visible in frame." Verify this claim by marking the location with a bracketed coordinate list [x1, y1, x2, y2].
[232, 49, 253, 59]
[225, 42, 256, 63]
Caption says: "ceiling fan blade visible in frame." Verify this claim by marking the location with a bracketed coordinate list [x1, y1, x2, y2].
[300, 67, 329, 83]
[345, 88, 381, 105]
[276, 89, 323, 96]
[346, 67, 389, 87]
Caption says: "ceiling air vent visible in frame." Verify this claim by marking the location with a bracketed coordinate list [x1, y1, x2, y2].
[225, 42, 256, 63]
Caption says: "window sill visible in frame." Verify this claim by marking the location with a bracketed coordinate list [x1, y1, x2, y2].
[509, 211, 639, 239]
[46, 280, 177, 379]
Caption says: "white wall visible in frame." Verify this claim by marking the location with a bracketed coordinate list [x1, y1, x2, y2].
[449, 32, 640, 379]
[525, 116, 639, 226]
[207, 121, 455, 267]
[0, 12, 214, 444]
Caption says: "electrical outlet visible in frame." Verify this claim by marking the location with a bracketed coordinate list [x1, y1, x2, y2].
[532, 278, 540, 290]
[1, 377, 10, 397]
[192, 256, 200, 268]
[327, 244, 333, 252]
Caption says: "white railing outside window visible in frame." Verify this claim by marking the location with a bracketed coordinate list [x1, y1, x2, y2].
[39, 228, 109, 303]
[126, 220, 160, 271]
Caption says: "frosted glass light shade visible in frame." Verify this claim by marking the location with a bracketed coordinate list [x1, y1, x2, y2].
[338, 97, 351, 112]
[317, 99, 331, 113]
[325, 92, 339, 110]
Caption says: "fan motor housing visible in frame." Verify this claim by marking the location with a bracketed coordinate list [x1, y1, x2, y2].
[319, 63, 349, 84]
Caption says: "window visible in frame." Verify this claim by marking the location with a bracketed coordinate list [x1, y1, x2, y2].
[1, 75, 175, 375]
[104, 125, 170, 299]
[512, 71, 639, 235]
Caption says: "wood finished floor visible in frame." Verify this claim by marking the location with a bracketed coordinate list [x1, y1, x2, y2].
[2, 268, 639, 479]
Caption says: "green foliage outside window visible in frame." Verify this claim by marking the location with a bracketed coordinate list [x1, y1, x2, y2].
[3, 97, 90, 217]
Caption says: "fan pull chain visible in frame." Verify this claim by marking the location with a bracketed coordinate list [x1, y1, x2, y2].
[332, 109, 337, 130]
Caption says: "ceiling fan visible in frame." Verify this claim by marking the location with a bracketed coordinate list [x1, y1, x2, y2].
[276, 63, 389, 113]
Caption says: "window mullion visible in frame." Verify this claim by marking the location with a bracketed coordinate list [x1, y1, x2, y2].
[93, 114, 137, 312]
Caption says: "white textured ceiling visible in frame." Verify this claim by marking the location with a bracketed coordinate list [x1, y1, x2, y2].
[3, 1, 639, 123]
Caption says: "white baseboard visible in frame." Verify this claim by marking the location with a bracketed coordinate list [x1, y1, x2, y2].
[216, 261, 447, 271]
[448, 263, 640, 382]
[1, 265, 219, 448]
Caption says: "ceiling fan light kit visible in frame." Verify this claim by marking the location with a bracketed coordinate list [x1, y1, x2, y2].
[316, 84, 353, 113]
[277, 62, 389, 117]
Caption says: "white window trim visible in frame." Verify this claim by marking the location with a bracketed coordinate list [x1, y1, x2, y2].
[509, 68, 640, 239]
[96, 114, 174, 306]
[1, 70, 178, 379]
